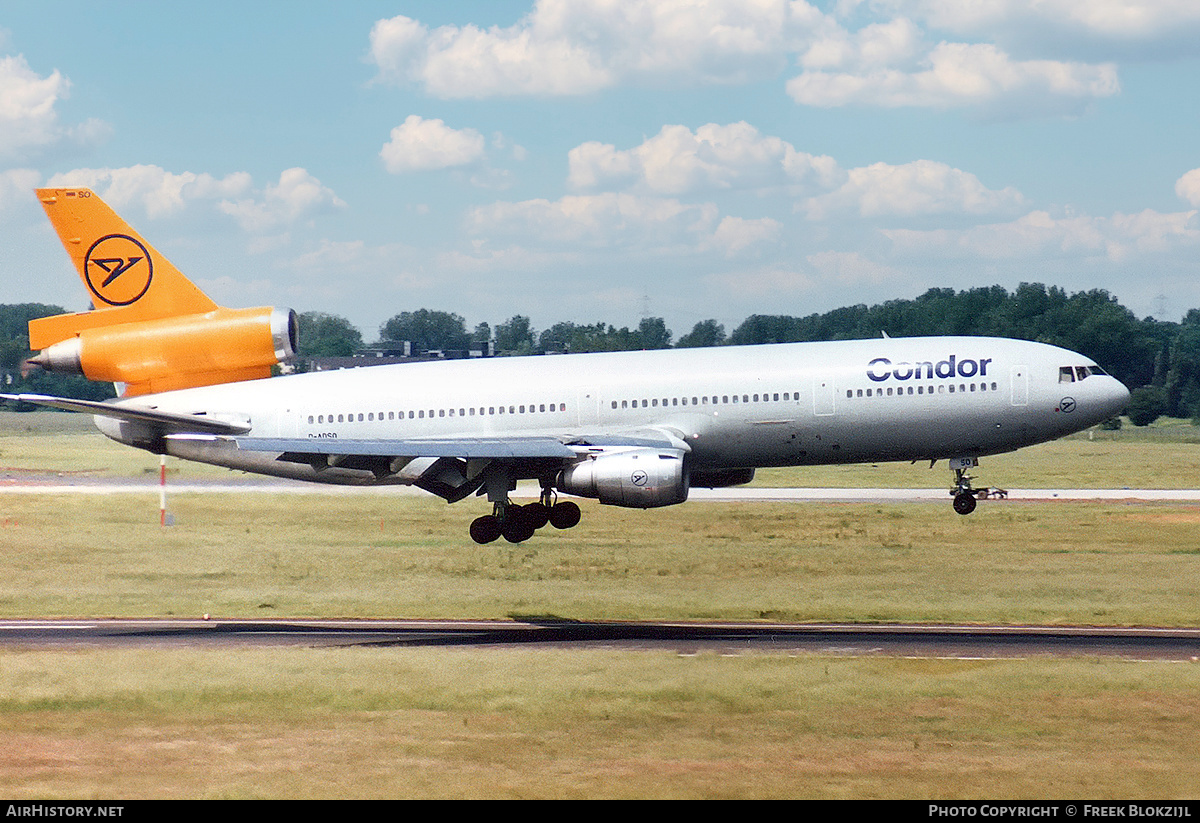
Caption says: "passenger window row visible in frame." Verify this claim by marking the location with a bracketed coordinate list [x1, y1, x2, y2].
[307, 403, 567, 426]
[610, 392, 795, 410]
[847, 382, 999, 399]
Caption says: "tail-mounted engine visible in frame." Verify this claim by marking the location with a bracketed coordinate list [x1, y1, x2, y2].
[557, 447, 689, 508]
[28, 306, 298, 397]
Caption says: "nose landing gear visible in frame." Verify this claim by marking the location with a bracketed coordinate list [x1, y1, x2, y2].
[950, 456, 980, 514]
[948, 457, 1006, 515]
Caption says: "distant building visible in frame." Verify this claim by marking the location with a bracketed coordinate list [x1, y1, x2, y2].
[303, 340, 494, 373]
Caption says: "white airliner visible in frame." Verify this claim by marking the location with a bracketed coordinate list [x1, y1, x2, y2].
[5, 189, 1131, 543]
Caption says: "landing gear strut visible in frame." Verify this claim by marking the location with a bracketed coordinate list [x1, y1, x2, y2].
[469, 485, 582, 544]
[950, 457, 979, 516]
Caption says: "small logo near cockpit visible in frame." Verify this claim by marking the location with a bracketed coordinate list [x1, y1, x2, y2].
[1059, 397, 1077, 413]
[84, 234, 154, 306]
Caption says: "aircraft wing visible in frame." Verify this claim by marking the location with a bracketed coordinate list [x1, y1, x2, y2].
[234, 427, 690, 461]
[235, 436, 578, 460]
[234, 429, 689, 501]
[0, 393, 252, 435]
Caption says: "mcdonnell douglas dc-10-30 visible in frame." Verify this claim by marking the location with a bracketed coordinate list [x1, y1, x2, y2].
[4, 188, 1130, 543]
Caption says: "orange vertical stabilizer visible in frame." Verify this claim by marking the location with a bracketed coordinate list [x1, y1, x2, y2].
[29, 187, 219, 350]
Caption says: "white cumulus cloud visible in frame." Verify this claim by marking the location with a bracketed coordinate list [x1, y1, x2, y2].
[0, 55, 67, 157]
[800, 16, 925, 70]
[803, 159, 1025, 218]
[380, 115, 487, 173]
[705, 215, 782, 256]
[788, 41, 1119, 115]
[0, 54, 108, 161]
[1176, 168, 1200, 207]
[469, 192, 720, 250]
[568, 121, 843, 195]
[369, 1, 832, 98]
[0, 168, 40, 211]
[219, 168, 347, 233]
[469, 190, 782, 259]
[368, 2, 1131, 117]
[806, 250, 902, 285]
[47, 165, 252, 218]
[881, 0, 1200, 51]
[884, 208, 1199, 263]
[52, 166, 347, 234]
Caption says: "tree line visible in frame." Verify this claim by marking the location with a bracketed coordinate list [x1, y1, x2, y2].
[3, 283, 1197, 424]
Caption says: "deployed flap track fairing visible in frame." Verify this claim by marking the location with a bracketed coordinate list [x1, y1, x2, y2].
[6, 188, 1131, 544]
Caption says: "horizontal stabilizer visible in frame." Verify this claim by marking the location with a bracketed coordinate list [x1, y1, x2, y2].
[0, 393, 252, 435]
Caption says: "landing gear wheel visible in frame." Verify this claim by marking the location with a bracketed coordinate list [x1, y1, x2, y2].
[471, 486, 580, 544]
[949, 460, 982, 516]
[524, 501, 550, 530]
[548, 500, 581, 529]
[469, 514, 502, 544]
[501, 505, 538, 543]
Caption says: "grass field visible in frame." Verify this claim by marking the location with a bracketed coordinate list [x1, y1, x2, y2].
[1, 411, 1198, 798]
[3, 493, 1199, 626]
[2, 650, 1196, 799]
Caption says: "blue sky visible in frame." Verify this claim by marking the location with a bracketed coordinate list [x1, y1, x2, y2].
[2, 1, 1199, 342]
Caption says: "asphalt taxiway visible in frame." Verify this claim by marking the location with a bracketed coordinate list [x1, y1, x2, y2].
[2, 618, 1198, 660]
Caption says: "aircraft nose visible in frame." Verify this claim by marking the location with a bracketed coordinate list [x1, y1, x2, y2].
[1104, 378, 1131, 418]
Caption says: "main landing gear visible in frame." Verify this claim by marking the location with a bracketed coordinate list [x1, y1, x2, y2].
[469, 487, 581, 544]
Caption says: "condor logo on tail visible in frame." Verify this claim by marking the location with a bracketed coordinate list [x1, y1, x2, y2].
[84, 234, 153, 305]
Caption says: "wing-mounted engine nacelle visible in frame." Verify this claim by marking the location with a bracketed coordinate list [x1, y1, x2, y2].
[29, 307, 298, 396]
[557, 447, 689, 508]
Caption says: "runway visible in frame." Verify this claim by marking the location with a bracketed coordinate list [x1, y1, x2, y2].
[3, 474, 1199, 502]
[3, 618, 1198, 660]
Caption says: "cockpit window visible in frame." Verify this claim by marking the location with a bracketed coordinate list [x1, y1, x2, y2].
[1062, 364, 1107, 382]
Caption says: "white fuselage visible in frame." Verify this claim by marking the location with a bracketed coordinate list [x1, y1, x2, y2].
[96, 336, 1130, 486]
